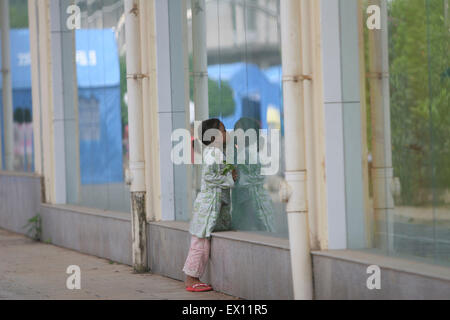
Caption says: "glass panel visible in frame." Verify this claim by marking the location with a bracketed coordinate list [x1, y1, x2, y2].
[363, 0, 449, 266]
[69, 0, 130, 212]
[1, 0, 34, 172]
[184, 0, 287, 238]
[170, 0, 191, 222]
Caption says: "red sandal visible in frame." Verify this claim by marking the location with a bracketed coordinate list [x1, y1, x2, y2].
[186, 283, 213, 292]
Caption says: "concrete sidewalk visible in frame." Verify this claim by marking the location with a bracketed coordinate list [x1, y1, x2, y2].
[0, 228, 237, 300]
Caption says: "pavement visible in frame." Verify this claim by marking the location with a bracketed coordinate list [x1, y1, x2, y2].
[0, 228, 238, 300]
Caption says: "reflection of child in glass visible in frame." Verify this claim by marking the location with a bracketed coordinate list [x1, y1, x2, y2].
[231, 117, 275, 233]
[183, 119, 238, 292]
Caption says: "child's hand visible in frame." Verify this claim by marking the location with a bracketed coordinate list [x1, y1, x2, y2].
[232, 169, 238, 182]
[222, 162, 236, 175]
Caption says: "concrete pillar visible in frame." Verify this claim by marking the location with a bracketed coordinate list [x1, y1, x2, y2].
[49, 0, 80, 204]
[1, 0, 14, 171]
[280, 0, 313, 300]
[138, 0, 160, 222]
[37, 0, 55, 203]
[125, 0, 148, 272]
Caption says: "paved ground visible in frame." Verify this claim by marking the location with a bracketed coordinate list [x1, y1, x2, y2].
[0, 228, 237, 300]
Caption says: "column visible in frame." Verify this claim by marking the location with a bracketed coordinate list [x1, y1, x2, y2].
[280, 0, 313, 300]
[49, 0, 80, 204]
[125, 0, 148, 272]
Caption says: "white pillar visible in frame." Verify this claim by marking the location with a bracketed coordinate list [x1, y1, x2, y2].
[280, 0, 313, 300]
[1, 0, 14, 171]
[139, 0, 158, 222]
[138, 0, 166, 223]
[125, 0, 148, 272]
[37, 0, 55, 203]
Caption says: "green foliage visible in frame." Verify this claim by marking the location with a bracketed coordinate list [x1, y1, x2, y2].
[222, 162, 236, 175]
[120, 55, 128, 129]
[386, 0, 449, 205]
[189, 56, 236, 118]
[10, 0, 28, 28]
[23, 214, 42, 241]
[208, 78, 236, 118]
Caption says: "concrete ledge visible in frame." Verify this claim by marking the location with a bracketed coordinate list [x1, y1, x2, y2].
[41, 203, 131, 222]
[0, 170, 41, 178]
[148, 221, 293, 300]
[0, 172, 42, 234]
[40, 204, 132, 265]
[312, 250, 450, 300]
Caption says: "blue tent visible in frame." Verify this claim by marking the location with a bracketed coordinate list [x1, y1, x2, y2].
[0, 29, 34, 171]
[207, 63, 282, 130]
[75, 29, 123, 185]
[263, 65, 284, 133]
[1, 29, 123, 184]
[264, 65, 282, 88]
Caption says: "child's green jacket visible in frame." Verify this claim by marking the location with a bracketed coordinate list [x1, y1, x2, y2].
[189, 146, 234, 238]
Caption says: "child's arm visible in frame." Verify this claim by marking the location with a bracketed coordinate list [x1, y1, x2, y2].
[203, 163, 234, 189]
[201, 147, 234, 188]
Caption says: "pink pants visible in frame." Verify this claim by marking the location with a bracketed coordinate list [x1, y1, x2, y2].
[182, 236, 210, 278]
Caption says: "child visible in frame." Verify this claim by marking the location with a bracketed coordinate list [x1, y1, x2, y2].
[183, 118, 237, 292]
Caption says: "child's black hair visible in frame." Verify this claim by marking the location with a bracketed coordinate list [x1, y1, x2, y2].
[200, 118, 224, 146]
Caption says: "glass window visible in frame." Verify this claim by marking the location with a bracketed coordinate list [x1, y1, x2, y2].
[184, 0, 288, 238]
[68, 0, 130, 212]
[360, 0, 449, 266]
[1, 0, 34, 172]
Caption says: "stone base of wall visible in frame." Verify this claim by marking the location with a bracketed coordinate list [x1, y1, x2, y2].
[40, 204, 132, 265]
[312, 250, 450, 300]
[0, 171, 42, 235]
[148, 221, 294, 300]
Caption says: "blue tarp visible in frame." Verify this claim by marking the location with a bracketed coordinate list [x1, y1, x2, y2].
[263, 65, 284, 133]
[0, 29, 33, 170]
[207, 63, 283, 130]
[75, 29, 121, 88]
[1, 29, 123, 184]
[263, 65, 282, 87]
